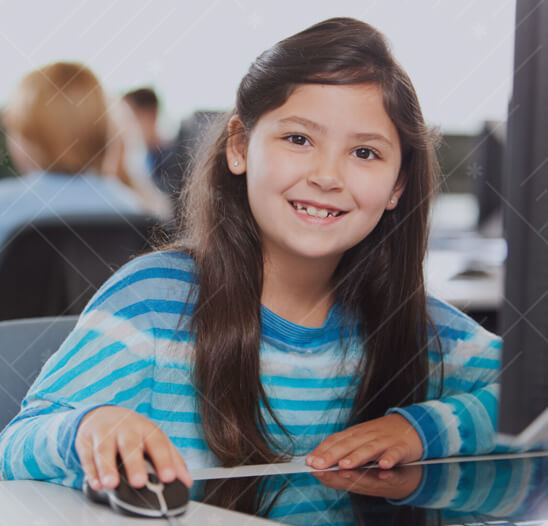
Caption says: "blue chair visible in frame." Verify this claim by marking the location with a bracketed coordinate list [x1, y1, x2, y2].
[0, 315, 78, 431]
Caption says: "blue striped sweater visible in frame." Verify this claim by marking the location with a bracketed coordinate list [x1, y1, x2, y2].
[0, 251, 504, 489]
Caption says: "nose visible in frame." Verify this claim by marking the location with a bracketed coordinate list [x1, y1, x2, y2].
[307, 159, 343, 192]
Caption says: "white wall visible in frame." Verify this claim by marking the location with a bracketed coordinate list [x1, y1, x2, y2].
[0, 0, 516, 134]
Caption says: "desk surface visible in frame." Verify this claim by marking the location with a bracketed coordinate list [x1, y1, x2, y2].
[425, 237, 506, 311]
[1, 453, 547, 525]
[0, 479, 280, 525]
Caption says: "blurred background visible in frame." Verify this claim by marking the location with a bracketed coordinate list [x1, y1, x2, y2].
[0, 0, 514, 132]
[0, 0, 516, 330]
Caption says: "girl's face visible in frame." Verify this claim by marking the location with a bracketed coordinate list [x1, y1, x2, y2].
[227, 83, 403, 267]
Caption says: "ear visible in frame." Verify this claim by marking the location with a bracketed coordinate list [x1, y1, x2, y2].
[225, 115, 247, 175]
[386, 175, 406, 211]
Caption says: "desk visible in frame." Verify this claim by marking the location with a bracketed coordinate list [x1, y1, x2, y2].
[1, 453, 547, 525]
[0, 480, 280, 525]
[425, 247, 504, 311]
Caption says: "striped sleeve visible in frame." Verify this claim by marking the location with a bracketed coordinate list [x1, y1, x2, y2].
[389, 457, 547, 518]
[0, 251, 197, 488]
[386, 297, 510, 459]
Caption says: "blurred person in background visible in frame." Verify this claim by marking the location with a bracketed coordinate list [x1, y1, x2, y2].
[123, 87, 175, 197]
[0, 61, 158, 250]
[102, 95, 172, 220]
[0, 62, 171, 250]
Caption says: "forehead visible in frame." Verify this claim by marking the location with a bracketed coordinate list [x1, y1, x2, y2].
[258, 83, 399, 147]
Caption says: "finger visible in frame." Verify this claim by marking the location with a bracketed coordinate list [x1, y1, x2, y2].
[307, 430, 346, 457]
[76, 437, 102, 490]
[315, 469, 373, 493]
[307, 428, 361, 462]
[93, 435, 119, 488]
[169, 443, 193, 488]
[307, 426, 376, 467]
[143, 428, 177, 483]
[312, 471, 352, 490]
[337, 439, 386, 469]
[378, 445, 408, 469]
[309, 433, 375, 469]
[378, 468, 395, 480]
[117, 434, 146, 488]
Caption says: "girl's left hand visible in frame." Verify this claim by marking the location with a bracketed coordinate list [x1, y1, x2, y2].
[306, 413, 424, 470]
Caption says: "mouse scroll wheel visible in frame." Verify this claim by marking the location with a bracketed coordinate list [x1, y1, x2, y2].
[148, 472, 160, 484]
[143, 459, 164, 489]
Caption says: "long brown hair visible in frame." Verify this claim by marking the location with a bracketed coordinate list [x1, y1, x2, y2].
[171, 17, 442, 466]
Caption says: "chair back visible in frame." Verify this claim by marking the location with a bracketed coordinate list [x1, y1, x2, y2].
[0, 213, 159, 320]
[0, 315, 78, 431]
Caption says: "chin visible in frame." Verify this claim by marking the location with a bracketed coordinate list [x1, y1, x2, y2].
[287, 245, 346, 262]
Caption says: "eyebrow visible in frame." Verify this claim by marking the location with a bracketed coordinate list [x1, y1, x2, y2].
[277, 116, 395, 150]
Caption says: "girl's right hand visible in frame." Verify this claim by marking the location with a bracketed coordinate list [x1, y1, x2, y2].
[75, 406, 193, 491]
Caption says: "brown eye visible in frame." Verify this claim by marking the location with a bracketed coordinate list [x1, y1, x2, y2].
[286, 134, 310, 146]
[354, 147, 379, 160]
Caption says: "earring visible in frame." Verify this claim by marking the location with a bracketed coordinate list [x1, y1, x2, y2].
[390, 198, 395, 204]
[233, 160, 239, 167]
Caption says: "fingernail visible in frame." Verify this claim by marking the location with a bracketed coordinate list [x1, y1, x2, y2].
[102, 475, 116, 487]
[161, 468, 175, 482]
[306, 456, 315, 465]
[131, 473, 146, 487]
[380, 459, 391, 469]
[90, 478, 100, 489]
[315, 457, 325, 467]
[340, 459, 351, 467]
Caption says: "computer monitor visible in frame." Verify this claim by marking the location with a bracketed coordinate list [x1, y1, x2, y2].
[473, 121, 505, 235]
[498, 0, 548, 446]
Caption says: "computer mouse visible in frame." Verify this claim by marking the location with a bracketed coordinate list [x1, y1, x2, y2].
[83, 453, 189, 519]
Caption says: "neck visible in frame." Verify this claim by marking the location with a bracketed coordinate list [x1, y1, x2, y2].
[261, 247, 341, 328]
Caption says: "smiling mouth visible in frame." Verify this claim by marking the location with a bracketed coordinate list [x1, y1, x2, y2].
[289, 201, 347, 219]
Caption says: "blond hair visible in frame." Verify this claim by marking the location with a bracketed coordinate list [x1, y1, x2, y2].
[3, 62, 108, 174]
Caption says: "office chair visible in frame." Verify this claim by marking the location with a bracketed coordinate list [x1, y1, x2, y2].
[0, 315, 78, 431]
[0, 213, 161, 320]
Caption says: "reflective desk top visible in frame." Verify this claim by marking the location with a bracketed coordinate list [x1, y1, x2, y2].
[1, 452, 547, 525]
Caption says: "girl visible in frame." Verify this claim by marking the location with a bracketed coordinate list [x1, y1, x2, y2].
[0, 18, 503, 494]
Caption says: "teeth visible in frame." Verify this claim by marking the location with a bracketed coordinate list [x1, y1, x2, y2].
[316, 208, 328, 219]
[291, 202, 341, 218]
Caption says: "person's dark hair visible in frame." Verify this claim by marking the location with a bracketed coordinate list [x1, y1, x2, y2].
[123, 87, 159, 110]
[170, 17, 443, 466]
